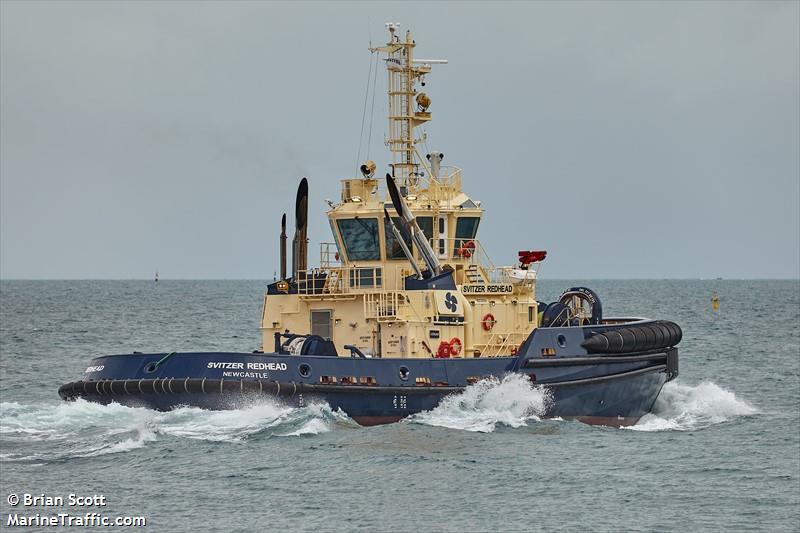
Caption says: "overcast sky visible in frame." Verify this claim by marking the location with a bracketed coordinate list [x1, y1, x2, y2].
[1, 1, 798, 279]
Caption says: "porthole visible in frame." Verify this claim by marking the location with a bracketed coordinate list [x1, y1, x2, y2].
[298, 363, 312, 378]
[557, 334, 567, 348]
[398, 366, 410, 381]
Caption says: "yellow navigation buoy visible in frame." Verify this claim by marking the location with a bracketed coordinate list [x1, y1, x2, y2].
[711, 293, 720, 311]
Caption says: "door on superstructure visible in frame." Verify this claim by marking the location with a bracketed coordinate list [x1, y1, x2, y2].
[375, 324, 382, 357]
[437, 215, 448, 260]
[310, 310, 333, 341]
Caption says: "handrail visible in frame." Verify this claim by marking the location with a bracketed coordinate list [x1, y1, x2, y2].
[368, 166, 463, 201]
[295, 266, 384, 295]
[299, 238, 535, 295]
[319, 242, 340, 268]
[476, 331, 528, 357]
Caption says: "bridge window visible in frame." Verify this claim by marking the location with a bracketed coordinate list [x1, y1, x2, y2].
[337, 218, 380, 261]
[417, 216, 434, 239]
[455, 217, 480, 248]
[328, 220, 344, 260]
[415, 216, 433, 256]
[349, 267, 382, 288]
[384, 216, 412, 259]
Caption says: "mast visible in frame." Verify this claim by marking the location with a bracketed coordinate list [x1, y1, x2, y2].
[370, 23, 447, 191]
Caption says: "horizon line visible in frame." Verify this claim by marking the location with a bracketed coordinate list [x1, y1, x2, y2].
[2, 277, 799, 282]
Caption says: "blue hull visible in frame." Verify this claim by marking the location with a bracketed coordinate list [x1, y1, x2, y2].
[59, 322, 679, 427]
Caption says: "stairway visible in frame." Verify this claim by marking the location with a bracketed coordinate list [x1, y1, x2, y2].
[465, 264, 482, 283]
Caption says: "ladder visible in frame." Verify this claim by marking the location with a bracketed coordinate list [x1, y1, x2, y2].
[323, 269, 340, 294]
[465, 264, 483, 283]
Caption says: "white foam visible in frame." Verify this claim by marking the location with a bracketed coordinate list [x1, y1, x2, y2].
[0, 399, 151, 438]
[279, 418, 331, 437]
[77, 426, 158, 457]
[0, 397, 348, 460]
[630, 380, 757, 432]
[276, 403, 354, 436]
[409, 374, 551, 433]
[153, 402, 294, 442]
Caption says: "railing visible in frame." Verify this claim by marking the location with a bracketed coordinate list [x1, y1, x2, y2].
[493, 266, 537, 285]
[392, 265, 419, 290]
[297, 243, 537, 296]
[295, 266, 383, 296]
[365, 165, 463, 203]
[435, 238, 541, 286]
[426, 237, 496, 284]
[447, 237, 495, 269]
[364, 292, 402, 321]
[424, 166, 462, 201]
[300, 232, 543, 296]
[477, 331, 529, 357]
[319, 243, 340, 269]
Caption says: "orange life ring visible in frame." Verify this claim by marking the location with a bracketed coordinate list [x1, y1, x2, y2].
[462, 240, 476, 258]
[436, 341, 452, 358]
[481, 313, 496, 331]
[449, 337, 462, 356]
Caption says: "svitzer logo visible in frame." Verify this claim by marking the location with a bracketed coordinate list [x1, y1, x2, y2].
[444, 292, 458, 312]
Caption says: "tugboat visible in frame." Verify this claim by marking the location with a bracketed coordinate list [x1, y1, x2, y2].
[59, 25, 681, 427]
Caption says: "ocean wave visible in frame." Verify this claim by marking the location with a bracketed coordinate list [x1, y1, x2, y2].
[408, 374, 551, 433]
[0, 398, 349, 461]
[630, 380, 757, 432]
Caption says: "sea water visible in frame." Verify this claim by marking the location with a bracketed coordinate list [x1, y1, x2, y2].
[0, 280, 797, 532]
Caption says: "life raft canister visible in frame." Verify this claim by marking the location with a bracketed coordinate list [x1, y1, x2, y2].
[449, 337, 462, 356]
[481, 313, 496, 331]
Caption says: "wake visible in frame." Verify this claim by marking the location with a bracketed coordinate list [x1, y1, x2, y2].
[0, 398, 351, 462]
[0, 378, 756, 461]
[408, 374, 551, 433]
[629, 380, 757, 432]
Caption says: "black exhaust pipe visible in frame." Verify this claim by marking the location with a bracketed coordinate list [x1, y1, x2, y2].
[280, 213, 287, 280]
[292, 178, 309, 279]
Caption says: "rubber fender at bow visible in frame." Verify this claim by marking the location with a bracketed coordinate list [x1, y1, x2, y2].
[581, 321, 682, 354]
